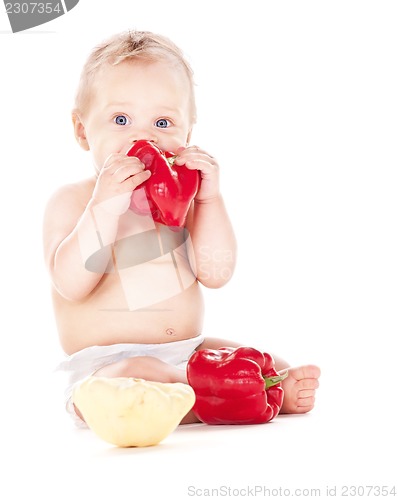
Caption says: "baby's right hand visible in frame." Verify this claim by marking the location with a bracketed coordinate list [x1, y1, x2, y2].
[92, 152, 151, 215]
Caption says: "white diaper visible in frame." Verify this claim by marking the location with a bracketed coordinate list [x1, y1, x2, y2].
[56, 335, 204, 427]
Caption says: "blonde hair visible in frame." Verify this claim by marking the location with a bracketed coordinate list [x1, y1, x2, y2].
[74, 30, 196, 121]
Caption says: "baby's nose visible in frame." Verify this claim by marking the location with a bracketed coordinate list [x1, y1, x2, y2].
[129, 133, 158, 145]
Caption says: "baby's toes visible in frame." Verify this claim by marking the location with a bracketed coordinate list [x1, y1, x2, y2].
[296, 389, 316, 413]
[298, 388, 316, 399]
[297, 377, 320, 392]
[295, 376, 319, 412]
[295, 364, 321, 381]
[296, 396, 316, 413]
[280, 366, 321, 414]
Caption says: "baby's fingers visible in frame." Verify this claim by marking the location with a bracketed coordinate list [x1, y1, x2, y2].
[102, 154, 143, 174]
[112, 162, 151, 189]
[175, 146, 215, 166]
[102, 153, 128, 171]
[129, 169, 152, 191]
[112, 160, 147, 183]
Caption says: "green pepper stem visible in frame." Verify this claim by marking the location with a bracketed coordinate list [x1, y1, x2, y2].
[167, 155, 177, 166]
[263, 371, 288, 389]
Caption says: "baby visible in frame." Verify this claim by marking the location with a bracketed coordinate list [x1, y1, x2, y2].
[43, 30, 320, 426]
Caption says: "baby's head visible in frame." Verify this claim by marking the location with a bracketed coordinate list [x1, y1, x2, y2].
[74, 30, 196, 123]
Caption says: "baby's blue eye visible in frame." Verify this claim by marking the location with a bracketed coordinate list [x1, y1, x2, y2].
[114, 115, 128, 126]
[155, 118, 170, 128]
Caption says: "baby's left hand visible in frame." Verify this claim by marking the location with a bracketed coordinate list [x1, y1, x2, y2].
[175, 146, 220, 202]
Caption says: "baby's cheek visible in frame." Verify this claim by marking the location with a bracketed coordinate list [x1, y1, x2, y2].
[95, 149, 114, 170]
[94, 156, 105, 173]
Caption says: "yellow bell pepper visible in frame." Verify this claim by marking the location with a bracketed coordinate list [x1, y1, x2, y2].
[72, 376, 195, 447]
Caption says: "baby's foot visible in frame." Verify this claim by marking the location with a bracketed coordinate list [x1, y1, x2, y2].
[279, 365, 320, 414]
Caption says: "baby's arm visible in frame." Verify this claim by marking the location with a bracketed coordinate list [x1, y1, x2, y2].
[178, 147, 237, 288]
[43, 187, 117, 301]
[187, 196, 237, 288]
[43, 153, 150, 301]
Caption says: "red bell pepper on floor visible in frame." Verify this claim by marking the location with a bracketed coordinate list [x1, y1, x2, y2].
[187, 346, 288, 424]
[127, 140, 200, 227]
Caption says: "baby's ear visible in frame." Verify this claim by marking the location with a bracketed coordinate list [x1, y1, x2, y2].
[72, 110, 90, 151]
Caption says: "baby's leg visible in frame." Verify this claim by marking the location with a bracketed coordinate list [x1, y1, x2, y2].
[74, 347, 320, 425]
[74, 356, 199, 424]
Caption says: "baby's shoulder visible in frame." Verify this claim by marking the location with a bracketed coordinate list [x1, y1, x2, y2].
[46, 177, 95, 210]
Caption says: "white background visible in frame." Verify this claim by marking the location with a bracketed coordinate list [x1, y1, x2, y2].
[1, 1, 397, 499]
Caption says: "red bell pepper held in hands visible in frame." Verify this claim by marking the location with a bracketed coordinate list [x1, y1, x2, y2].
[127, 140, 200, 227]
[187, 346, 288, 425]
